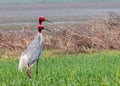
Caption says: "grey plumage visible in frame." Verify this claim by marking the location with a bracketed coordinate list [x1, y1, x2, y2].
[18, 32, 42, 71]
[18, 16, 51, 78]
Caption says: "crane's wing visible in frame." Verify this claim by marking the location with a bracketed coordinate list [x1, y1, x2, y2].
[18, 44, 42, 71]
[18, 34, 42, 71]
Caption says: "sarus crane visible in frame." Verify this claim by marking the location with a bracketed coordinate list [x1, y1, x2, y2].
[18, 16, 52, 78]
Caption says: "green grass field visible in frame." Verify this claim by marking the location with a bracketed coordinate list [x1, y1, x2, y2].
[0, 50, 120, 86]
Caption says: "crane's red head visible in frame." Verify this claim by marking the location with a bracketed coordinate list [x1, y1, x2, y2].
[38, 24, 44, 33]
[39, 16, 45, 24]
[39, 16, 52, 24]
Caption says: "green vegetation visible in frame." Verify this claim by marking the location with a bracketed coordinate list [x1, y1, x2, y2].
[0, 50, 120, 86]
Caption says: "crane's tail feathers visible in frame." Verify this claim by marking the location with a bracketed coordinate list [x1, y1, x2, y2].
[18, 56, 28, 72]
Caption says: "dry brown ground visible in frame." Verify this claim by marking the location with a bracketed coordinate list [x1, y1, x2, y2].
[0, 12, 120, 57]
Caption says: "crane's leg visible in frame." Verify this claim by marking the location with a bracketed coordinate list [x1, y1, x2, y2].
[36, 59, 39, 75]
[26, 64, 31, 78]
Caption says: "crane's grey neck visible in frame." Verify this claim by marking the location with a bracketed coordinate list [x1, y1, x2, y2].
[30, 32, 42, 46]
[38, 32, 42, 45]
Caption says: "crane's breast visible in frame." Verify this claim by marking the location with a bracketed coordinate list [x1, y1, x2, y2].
[21, 33, 42, 65]
[21, 44, 42, 65]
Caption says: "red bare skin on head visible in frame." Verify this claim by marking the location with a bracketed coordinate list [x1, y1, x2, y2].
[38, 24, 44, 33]
[39, 16, 45, 24]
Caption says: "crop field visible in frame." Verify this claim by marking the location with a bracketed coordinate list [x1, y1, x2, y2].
[0, 3, 120, 86]
[0, 1, 120, 86]
[0, 50, 120, 86]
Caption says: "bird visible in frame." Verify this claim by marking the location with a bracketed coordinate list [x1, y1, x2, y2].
[18, 16, 52, 78]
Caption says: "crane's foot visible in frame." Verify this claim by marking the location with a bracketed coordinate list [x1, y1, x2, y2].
[26, 64, 32, 78]
[26, 69, 31, 78]
[36, 69, 38, 75]
[36, 60, 39, 75]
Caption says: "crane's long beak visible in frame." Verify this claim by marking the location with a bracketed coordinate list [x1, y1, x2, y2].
[45, 19, 52, 23]
[44, 18, 52, 31]
[44, 28, 51, 32]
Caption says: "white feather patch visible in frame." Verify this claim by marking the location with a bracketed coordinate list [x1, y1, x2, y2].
[18, 54, 28, 72]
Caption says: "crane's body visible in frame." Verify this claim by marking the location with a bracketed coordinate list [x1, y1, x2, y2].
[18, 32, 42, 72]
[18, 16, 51, 78]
